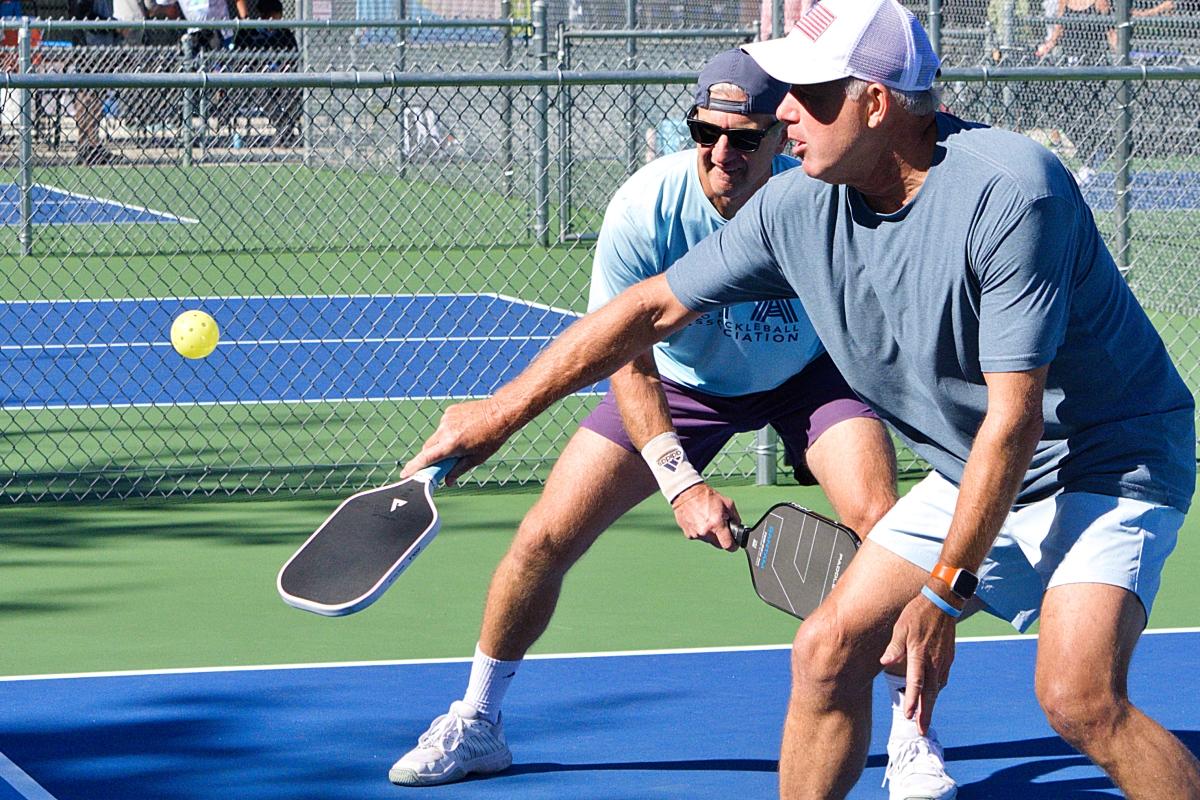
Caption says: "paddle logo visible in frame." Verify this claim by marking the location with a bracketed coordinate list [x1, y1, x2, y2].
[390, 498, 408, 512]
[756, 524, 775, 569]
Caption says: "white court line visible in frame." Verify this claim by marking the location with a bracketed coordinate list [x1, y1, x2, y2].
[3, 630, 1197, 684]
[1, 389, 605, 412]
[0, 292, 583, 320]
[0, 751, 58, 800]
[31, 184, 199, 225]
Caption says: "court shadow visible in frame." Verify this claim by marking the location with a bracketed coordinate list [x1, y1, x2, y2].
[503, 758, 778, 777]
[917, 731, 1200, 799]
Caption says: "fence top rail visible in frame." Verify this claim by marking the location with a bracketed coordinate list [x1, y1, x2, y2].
[0, 69, 692, 89]
[561, 27, 759, 40]
[943, 64, 1200, 81]
[0, 16, 528, 32]
[1034, 12, 1200, 26]
[2, 65, 1197, 89]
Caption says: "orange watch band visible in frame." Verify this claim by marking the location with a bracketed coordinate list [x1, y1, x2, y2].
[931, 562, 960, 587]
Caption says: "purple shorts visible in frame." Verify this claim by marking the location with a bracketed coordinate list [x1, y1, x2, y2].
[579, 353, 877, 485]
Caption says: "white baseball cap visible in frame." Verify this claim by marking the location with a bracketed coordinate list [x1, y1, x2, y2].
[742, 0, 940, 92]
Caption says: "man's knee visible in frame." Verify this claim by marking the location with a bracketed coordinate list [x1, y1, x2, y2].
[790, 610, 863, 696]
[1036, 671, 1128, 747]
[840, 495, 895, 540]
[504, 511, 586, 579]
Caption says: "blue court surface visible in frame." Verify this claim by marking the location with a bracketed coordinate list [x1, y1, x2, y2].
[1080, 170, 1200, 211]
[0, 633, 1197, 800]
[0, 184, 196, 226]
[0, 295, 598, 409]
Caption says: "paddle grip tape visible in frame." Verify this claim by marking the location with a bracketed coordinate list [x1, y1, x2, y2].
[920, 585, 963, 619]
[641, 431, 704, 504]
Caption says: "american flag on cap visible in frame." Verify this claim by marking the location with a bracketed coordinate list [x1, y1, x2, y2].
[794, 3, 836, 41]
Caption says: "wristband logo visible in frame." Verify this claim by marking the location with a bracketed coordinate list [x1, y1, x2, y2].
[656, 448, 684, 472]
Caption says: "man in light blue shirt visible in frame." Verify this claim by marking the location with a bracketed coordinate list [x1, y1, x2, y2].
[401, 2, 1199, 798]
[389, 49, 932, 794]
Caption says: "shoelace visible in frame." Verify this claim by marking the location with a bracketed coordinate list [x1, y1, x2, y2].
[418, 711, 467, 751]
[882, 737, 948, 788]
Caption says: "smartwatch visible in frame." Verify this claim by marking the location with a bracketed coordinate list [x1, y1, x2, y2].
[931, 562, 979, 601]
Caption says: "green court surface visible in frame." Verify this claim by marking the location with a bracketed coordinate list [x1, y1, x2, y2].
[2, 476, 1198, 678]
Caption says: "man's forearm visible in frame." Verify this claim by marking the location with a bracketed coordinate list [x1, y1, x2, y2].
[938, 377, 1045, 572]
[611, 353, 674, 450]
[939, 415, 1040, 571]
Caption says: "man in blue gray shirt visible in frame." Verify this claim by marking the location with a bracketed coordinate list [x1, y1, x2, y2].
[402, 0, 1198, 797]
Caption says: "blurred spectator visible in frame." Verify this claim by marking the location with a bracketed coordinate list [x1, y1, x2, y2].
[147, 0, 232, 53]
[233, 0, 299, 145]
[67, 0, 123, 163]
[232, 0, 294, 50]
[757, 0, 808, 39]
[1036, 0, 1176, 60]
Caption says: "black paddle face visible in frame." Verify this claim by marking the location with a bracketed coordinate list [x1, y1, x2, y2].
[278, 477, 438, 614]
[737, 503, 860, 620]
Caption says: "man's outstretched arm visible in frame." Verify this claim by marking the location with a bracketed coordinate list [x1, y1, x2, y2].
[400, 274, 700, 483]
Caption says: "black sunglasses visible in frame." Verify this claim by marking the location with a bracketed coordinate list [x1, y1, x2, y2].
[685, 108, 781, 153]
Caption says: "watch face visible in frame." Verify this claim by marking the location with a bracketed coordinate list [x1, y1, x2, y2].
[955, 570, 980, 599]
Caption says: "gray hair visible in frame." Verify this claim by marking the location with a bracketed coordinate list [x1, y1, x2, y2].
[844, 77, 941, 117]
[706, 81, 750, 103]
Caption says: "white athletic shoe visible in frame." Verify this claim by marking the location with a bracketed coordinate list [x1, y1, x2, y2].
[883, 732, 958, 800]
[389, 701, 513, 787]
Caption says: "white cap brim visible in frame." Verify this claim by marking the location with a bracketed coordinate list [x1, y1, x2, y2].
[741, 35, 854, 86]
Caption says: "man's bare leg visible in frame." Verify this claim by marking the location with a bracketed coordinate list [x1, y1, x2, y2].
[779, 541, 930, 799]
[803, 416, 897, 537]
[1036, 583, 1200, 800]
[480, 427, 656, 660]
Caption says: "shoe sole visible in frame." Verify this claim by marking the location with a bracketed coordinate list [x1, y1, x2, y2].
[894, 789, 957, 800]
[389, 749, 513, 787]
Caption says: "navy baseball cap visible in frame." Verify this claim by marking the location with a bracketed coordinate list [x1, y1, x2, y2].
[694, 48, 790, 116]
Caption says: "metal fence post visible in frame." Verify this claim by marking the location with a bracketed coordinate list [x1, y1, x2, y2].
[755, 427, 777, 486]
[181, 35, 194, 168]
[624, 0, 638, 176]
[17, 18, 32, 256]
[300, 0, 313, 166]
[532, 0, 549, 245]
[395, 0, 408, 176]
[500, 0, 514, 197]
[1114, 0, 1133, 275]
[771, 0, 783, 38]
[929, 0, 942, 57]
[556, 22, 572, 243]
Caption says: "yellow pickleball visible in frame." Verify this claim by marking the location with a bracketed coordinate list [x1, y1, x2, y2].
[171, 309, 220, 359]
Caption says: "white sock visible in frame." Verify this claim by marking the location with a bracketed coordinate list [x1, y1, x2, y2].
[462, 643, 521, 724]
[884, 671, 927, 743]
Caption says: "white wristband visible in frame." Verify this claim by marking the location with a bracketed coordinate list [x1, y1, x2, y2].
[640, 431, 703, 504]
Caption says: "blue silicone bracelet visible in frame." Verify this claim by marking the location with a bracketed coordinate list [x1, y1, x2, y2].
[921, 585, 963, 619]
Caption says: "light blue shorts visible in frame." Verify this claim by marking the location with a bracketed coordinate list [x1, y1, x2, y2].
[867, 471, 1184, 632]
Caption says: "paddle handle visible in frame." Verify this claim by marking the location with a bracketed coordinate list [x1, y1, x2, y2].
[729, 522, 749, 550]
[413, 457, 459, 489]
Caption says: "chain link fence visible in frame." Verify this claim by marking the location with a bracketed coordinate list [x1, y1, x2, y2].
[0, 11, 1199, 500]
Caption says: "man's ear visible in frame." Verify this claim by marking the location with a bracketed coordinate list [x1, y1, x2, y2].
[864, 82, 890, 129]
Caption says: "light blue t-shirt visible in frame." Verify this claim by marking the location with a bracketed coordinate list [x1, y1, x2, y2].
[588, 148, 823, 397]
[667, 113, 1195, 512]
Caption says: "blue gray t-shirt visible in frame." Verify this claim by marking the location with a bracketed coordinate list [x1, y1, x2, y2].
[667, 113, 1195, 512]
